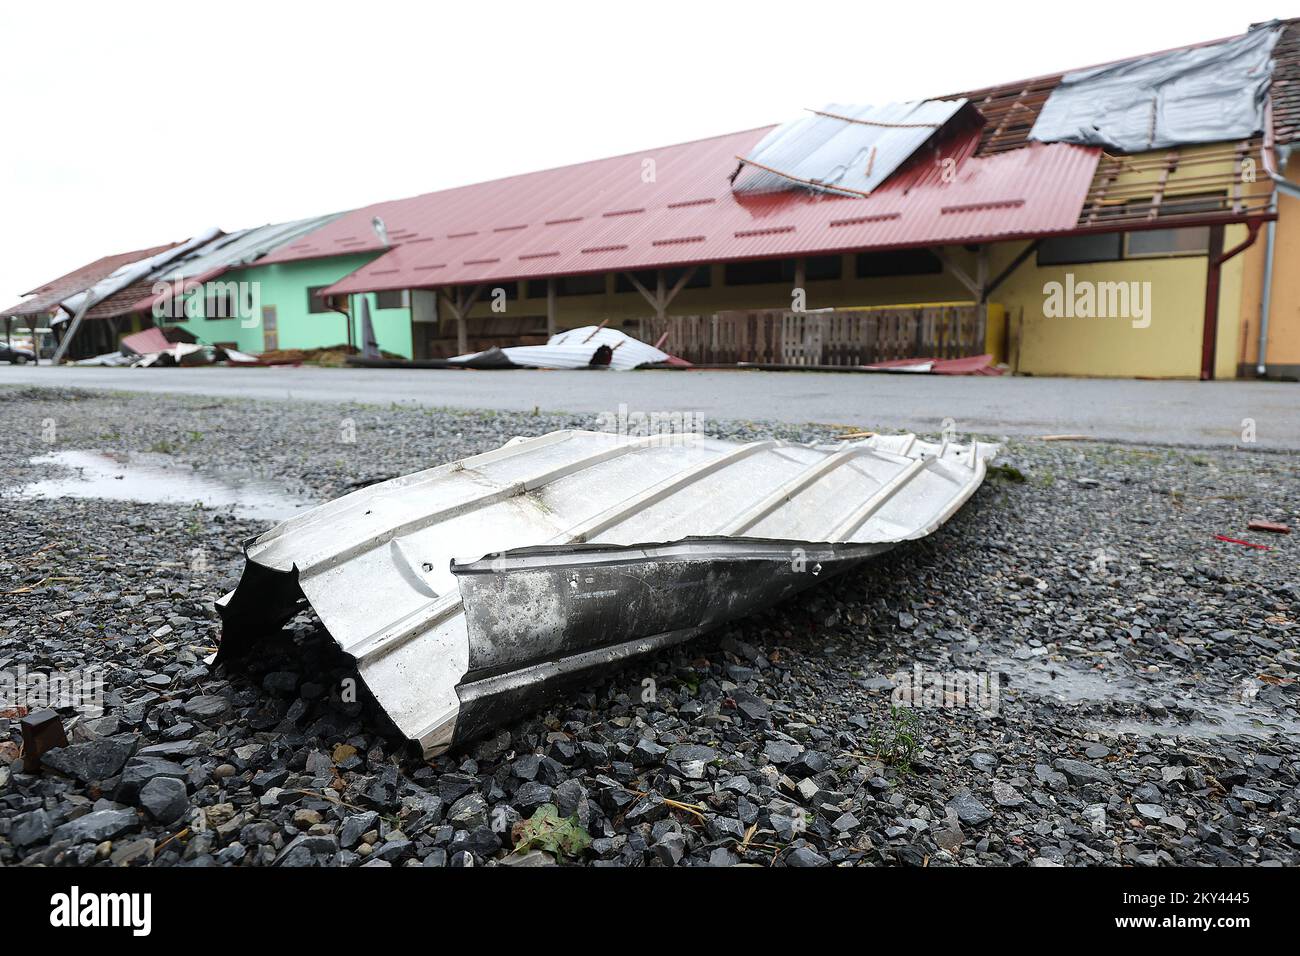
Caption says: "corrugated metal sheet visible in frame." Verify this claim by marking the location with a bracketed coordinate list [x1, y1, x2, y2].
[217, 428, 997, 755]
[1, 242, 182, 318]
[1030, 24, 1281, 152]
[733, 100, 969, 195]
[86, 215, 344, 320]
[305, 123, 1098, 297]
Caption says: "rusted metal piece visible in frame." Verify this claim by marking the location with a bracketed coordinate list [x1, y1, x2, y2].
[1247, 520, 1291, 534]
[19, 708, 68, 774]
[217, 430, 997, 756]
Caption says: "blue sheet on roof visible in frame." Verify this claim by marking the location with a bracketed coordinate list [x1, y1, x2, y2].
[732, 99, 967, 196]
[1029, 23, 1283, 153]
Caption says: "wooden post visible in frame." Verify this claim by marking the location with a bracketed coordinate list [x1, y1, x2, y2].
[546, 278, 556, 337]
[1200, 225, 1226, 381]
[655, 270, 666, 323]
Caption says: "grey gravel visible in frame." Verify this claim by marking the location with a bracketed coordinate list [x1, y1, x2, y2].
[1, 386, 1297, 867]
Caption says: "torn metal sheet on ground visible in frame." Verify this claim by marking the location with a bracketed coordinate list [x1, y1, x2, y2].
[216, 430, 997, 756]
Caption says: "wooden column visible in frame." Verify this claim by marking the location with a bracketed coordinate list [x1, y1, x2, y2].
[546, 279, 556, 337]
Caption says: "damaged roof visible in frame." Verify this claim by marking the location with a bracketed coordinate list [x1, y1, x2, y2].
[1, 241, 183, 319]
[84, 215, 345, 320]
[311, 123, 1098, 296]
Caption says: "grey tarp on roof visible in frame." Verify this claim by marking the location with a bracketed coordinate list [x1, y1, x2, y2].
[733, 99, 967, 195]
[1030, 24, 1283, 152]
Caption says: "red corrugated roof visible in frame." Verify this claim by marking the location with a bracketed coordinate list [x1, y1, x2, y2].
[308, 122, 1099, 297]
[1, 241, 182, 318]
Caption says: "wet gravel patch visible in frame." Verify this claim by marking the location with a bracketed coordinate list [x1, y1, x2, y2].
[1, 385, 1297, 867]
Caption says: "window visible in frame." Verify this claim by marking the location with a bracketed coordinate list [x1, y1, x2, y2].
[203, 290, 237, 320]
[614, 266, 712, 294]
[526, 274, 606, 297]
[724, 259, 786, 286]
[1037, 233, 1122, 266]
[375, 290, 409, 309]
[1124, 193, 1222, 258]
[307, 285, 331, 314]
[800, 255, 843, 281]
[855, 249, 943, 277]
[1125, 227, 1211, 258]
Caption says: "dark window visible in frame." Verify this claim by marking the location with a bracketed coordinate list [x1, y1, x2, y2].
[1036, 234, 1122, 266]
[855, 249, 944, 277]
[375, 290, 409, 309]
[526, 274, 606, 297]
[307, 285, 331, 314]
[724, 259, 786, 286]
[614, 266, 711, 294]
[801, 255, 842, 281]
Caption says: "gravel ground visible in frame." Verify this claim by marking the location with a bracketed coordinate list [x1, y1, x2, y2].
[1, 385, 1297, 867]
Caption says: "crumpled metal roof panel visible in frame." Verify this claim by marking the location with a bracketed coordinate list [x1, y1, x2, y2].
[218, 429, 996, 755]
[733, 99, 969, 195]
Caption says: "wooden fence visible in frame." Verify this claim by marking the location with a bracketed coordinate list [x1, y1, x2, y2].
[640, 305, 986, 367]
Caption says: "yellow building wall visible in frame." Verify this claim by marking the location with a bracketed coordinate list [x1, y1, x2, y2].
[443, 141, 1271, 379]
[1236, 161, 1300, 376]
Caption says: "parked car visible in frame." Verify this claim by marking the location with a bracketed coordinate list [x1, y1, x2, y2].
[0, 344, 36, 364]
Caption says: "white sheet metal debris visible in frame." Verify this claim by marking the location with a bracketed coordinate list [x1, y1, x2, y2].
[450, 325, 670, 370]
[217, 430, 996, 755]
[732, 99, 968, 196]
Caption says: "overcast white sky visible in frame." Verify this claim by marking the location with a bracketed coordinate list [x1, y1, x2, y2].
[0, 0, 1287, 309]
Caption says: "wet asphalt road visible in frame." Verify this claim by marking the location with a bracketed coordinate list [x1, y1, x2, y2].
[0, 364, 1296, 449]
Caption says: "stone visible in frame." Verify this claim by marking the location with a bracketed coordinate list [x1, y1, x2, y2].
[448, 792, 488, 828]
[653, 832, 687, 866]
[140, 776, 189, 824]
[1054, 759, 1113, 787]
[785, 846, 829, 867]
[763, 740, 804, 764]
[53, 808, 140, 844]
[41, 736, 136, 783]
[341, 811, 379, 849]
[946, 790, 993, 826]
[11, 809, 53, 848]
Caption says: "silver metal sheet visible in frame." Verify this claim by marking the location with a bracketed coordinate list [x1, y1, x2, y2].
[1030, 24, 1282, 152]
[217, 430, 996, 755]
[733, 99, 968, 196]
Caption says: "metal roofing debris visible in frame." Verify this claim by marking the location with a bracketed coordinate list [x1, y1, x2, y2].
[449, 325, 671, 370]
[216, 428, 997, 755]
[0, 242, 182, 319]
[86, 214, 344, 320]
[732, 100, 969, 196]
[1030, 24, 1283, 153]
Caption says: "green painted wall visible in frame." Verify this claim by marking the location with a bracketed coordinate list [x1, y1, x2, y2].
[174, 252, 414, 358]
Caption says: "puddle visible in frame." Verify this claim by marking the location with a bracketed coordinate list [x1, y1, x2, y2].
[14, 450, 316, 522]
[995, 656, 1300, 740]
